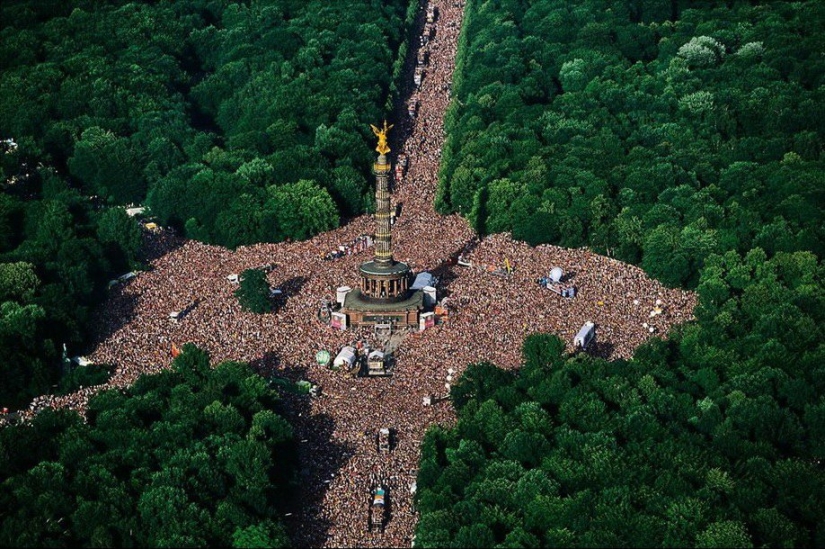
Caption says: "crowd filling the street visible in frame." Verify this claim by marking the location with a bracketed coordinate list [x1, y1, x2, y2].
[5, 2, 696, 547]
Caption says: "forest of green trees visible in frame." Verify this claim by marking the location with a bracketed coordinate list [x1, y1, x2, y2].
[0, 0, 417, 409]
[0, 344, 298, 547]
[416, 0, 825, 546]
[437, 0, 824, 288]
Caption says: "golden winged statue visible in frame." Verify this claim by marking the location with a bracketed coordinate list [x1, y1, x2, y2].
[370, 120, 393, 155]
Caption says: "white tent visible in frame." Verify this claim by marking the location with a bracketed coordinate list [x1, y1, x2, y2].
[411, 272, 435, 290]
[336, 286, 351, 306]
[334, 346, 357, 369]
[368, 350, 384, 362]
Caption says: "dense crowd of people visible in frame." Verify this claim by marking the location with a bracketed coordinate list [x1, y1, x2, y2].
[321, 234, 373, 261]
[3, 2, 696, 547]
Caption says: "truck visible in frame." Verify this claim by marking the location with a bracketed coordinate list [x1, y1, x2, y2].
[376, 428, 391, 453]
[574, 321, 596, 351]
[366, 350, 391, 377]
[426, 5, 437, 23]
[417, 47, 428, 67]
[537, 276, 576, 298]
[414, 67, 423, 89]
[369, 485, 387, 532]
[537, 267, 576, 298]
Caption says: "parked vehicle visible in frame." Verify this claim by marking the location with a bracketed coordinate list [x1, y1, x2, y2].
[369, 484, 387, 532]
[366, 350, 391, 377]
[417, 47, 428, 67]
[426, 5, 437, 23]
[574, 321, 596, 351]
[537, 267, 576, 298]
[377, 428, 391, 453]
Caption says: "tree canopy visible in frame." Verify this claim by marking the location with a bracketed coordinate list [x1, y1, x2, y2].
[235, 268, 273, 314]
[438, 0, 825, 289]
[1, 0, 418, 247]
[0, 180, 142, 409]
[0, 344, 297, 548]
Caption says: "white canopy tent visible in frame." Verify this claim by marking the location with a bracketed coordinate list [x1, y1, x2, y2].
[411, 272, 435, 291]
[334, 346, 357, 369]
